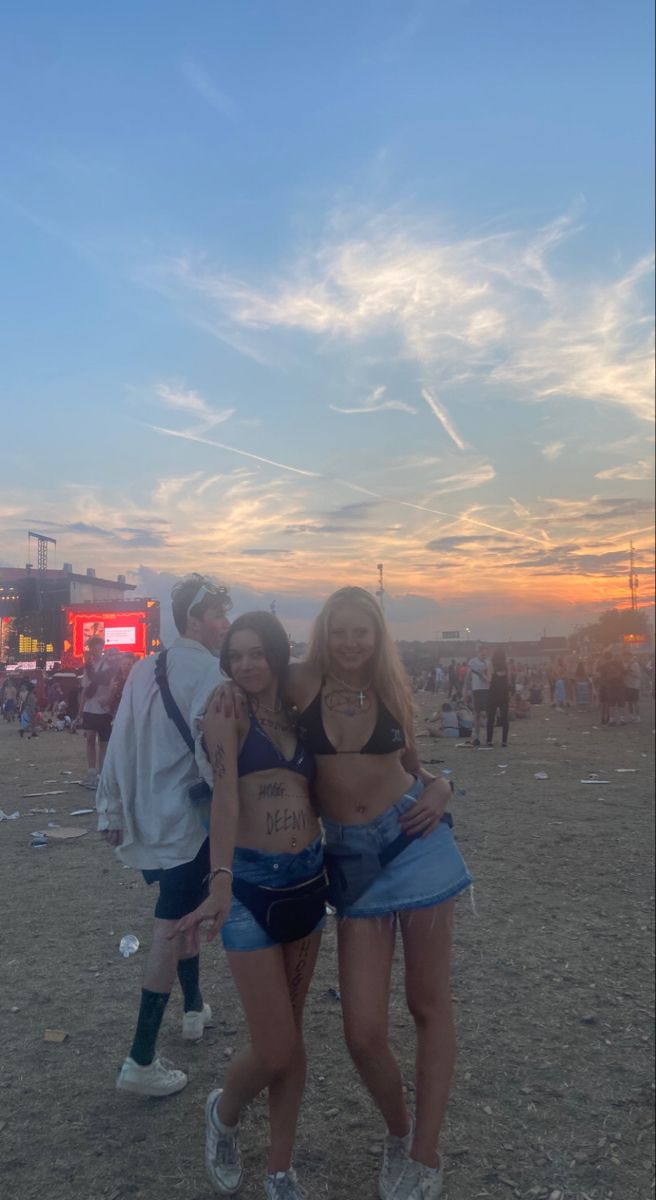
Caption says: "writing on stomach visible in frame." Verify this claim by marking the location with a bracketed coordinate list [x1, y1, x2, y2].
[237, 770, 320, 852]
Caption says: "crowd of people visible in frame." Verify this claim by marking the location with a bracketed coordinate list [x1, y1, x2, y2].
[418, 646, 650, 748]
[1, 589, 652, 1200]
[0, 647, 138, 773]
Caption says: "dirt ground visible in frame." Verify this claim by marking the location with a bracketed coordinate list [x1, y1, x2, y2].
[1, 694, 654, 1200]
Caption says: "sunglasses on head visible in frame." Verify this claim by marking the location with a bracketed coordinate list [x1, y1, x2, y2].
[186, 582, 229, 621]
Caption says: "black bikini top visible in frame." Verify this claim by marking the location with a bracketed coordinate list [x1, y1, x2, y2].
[237, 710, 315, 782]
[297, 684, 406, 756]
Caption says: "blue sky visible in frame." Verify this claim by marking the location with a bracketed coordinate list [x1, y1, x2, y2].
[1, 0, 653, 639]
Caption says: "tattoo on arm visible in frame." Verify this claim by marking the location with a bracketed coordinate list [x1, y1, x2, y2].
[212, 740, 226, 779]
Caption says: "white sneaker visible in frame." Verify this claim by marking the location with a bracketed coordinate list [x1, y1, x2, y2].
[205, 1088, 243, 1195]
[182, 1001, 212, 1041]
[82, 768, 99, 790]
[395, 1158, 444, 1200]
[264, 1168, 307, 1199]
[116, 1055, 187, 1096]
[379, 1122, 414, 1199]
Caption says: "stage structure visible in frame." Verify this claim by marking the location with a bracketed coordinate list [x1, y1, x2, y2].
[0, 563, 159, 668]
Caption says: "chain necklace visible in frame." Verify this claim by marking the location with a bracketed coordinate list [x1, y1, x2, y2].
[328, 672, 372, 708]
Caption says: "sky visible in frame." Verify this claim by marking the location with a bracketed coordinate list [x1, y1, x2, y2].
[1, 0, 654, 641]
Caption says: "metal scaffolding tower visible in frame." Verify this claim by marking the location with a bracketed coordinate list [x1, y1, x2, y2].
[28, 531, 57, 573]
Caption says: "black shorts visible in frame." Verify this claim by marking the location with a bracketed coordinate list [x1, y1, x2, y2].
[81, 712, 113, 743]
[472, 689, 489, 715]
[142, 838, 210, 921]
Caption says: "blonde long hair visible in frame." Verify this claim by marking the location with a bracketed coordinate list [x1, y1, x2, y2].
[306, 587, 414, 740]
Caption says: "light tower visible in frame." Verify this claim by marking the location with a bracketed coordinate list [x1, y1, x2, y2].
[376, 563, 385, 612]
[628, 542, 639, 612]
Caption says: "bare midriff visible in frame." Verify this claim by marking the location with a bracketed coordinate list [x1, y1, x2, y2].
[314, 752, 415, 825]
[235, 767, 321, 855]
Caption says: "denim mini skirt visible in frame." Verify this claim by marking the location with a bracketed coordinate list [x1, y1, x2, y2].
[221, 837, 326, 952]
[322, 777, 472, 919]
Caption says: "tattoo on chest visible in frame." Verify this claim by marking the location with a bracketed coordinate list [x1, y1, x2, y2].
[265, 808, 309, 835]
[324, 688, 373, 718]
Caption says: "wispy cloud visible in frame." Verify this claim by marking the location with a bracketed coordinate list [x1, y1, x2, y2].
[152, 471, 204, 505]
[155, 383, 234, 432]
[541, 441, 565, 461]
[595, 459, 653, 480]
[181, 57, 237, 119]
[426, 462, 496, 497]
[159, 209, 654, 424]
[330, 385, 416, 415]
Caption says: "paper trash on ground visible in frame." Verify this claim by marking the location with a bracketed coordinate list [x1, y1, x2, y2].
[45, 826, 88, 840]
[23, 791, 66, 798]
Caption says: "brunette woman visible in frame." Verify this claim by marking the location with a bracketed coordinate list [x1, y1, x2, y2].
[175, 612, 324, 1200]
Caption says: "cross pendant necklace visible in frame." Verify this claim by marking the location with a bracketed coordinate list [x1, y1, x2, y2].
[329, 672, 371, 708]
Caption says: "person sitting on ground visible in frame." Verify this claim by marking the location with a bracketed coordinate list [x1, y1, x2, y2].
[512, 694, 531, 719]
[426, 703, 459, 738]
[54, 700, 72, 731]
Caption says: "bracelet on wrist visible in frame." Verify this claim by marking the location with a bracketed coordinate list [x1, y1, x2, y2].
[205, 866, 234, 887]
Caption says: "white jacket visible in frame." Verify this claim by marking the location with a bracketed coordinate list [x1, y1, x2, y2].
[96, 637, 220, 870]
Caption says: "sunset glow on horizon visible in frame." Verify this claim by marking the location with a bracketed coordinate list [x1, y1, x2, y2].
[0, 1, 653, 641]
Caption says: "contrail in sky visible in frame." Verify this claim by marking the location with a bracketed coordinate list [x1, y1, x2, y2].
[150, 424, 547, 546]
[421, 388, 468, 451]
[151, 425, 322, 478]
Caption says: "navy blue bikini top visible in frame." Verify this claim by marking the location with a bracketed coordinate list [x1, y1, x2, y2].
[297, 685, 406, 756]
[237, 711, 315, 782]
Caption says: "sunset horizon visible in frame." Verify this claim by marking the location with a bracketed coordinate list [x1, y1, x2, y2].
[1, 1, 653, 643]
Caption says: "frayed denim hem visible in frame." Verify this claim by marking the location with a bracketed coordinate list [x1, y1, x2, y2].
[335, 874, 473, 920]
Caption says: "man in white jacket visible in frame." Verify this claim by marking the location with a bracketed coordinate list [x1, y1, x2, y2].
[97, 574, 231, 1096]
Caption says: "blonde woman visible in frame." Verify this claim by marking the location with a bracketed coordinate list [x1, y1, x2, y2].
[288, 587, 471, 1200]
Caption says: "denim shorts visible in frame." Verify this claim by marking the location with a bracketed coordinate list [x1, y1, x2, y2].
[221, 837, 326, 952]
[322, 777, 472, 919]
